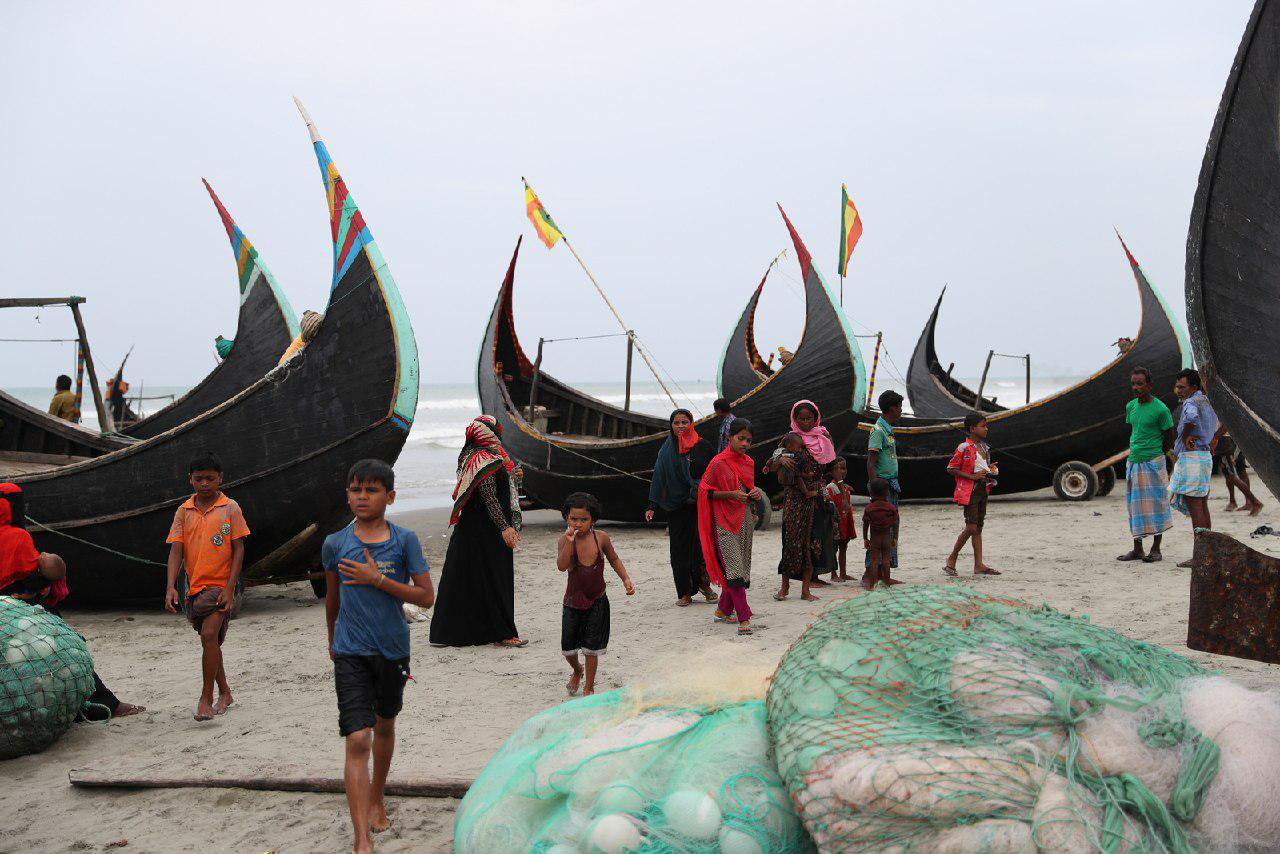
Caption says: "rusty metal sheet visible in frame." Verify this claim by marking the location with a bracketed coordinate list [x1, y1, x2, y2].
[1187, 530, 1280, 664]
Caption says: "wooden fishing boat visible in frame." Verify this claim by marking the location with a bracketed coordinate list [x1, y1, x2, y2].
[122, 181, 300, 439]
[1186, 0, 1280, 501]
[719, 231, 1190, 500]
[7, 103, 418, 604]
[904, 288, 1004, 417]
[477, 206, 865, 523]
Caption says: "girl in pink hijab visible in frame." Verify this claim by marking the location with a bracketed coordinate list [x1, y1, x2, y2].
[790, 400, 837, 465]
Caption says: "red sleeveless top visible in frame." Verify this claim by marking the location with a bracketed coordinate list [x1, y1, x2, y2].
[564, 531, 606, 609]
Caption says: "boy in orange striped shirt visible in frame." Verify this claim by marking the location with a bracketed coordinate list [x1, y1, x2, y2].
[164, 453, 250, 721]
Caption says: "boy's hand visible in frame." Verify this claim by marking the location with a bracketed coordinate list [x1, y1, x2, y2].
[501, 527, 521, 549]
[644, 509, 655, 523]
[338, 549, 385, 586]
[164, 586, 180, 613]
[216, 586, 233, 612]
[623, 577, 635, 596]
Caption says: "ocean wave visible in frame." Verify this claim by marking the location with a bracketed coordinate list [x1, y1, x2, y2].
[417, 397, 481, 412]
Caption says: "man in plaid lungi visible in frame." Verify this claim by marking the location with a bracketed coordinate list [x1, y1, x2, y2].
[1118, 368, 1174, 563]
[1169, 368, 1218, 567]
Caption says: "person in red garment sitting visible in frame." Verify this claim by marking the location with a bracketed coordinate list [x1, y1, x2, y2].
[0, 483, 144, 719]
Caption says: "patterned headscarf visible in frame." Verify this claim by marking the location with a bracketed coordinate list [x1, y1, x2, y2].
[450, 416, 521, 528]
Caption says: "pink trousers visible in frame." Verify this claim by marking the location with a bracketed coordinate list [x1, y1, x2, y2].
[717, 585, 752, 624]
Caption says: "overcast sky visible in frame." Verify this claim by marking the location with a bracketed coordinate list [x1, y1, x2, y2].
[0, 1, 1253, 393]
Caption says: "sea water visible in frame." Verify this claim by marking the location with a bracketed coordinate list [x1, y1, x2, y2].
[6, 376, 1077, 512]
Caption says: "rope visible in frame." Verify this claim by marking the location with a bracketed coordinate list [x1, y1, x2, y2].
[0, 337, 79, 343]
[540, 440, 652, 483]
[23, 514, 166, 567]
[541, 332, 629, 344]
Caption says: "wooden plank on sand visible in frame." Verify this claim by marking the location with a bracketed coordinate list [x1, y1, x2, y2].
[1187, 529, 1280, 665]
[69, 769, 471, 799]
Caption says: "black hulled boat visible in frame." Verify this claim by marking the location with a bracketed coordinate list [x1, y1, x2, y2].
[477, 206, 865, 523]
[122, 181, 300, 439]
[1186, 0, 1280, 500]
[8, 104, 419, 604]
[904, 288, 1004, 418]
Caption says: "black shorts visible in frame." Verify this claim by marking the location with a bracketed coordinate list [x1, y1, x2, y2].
[334, 654, 409, 737]
[561, 596, 610, 657]
[963, 487, 988, 527]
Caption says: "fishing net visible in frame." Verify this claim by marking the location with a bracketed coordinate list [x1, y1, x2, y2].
[766, 585, 1280, 852]
[455, 687, 813, 853]
[0, 596, 95, 759]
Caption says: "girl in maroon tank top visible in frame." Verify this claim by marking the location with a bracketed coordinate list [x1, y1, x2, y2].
[557, 493, 634, 696]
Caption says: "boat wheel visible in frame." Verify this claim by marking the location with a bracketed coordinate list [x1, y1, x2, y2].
[1053, 461, 1099, 501]
[1096, 466, 1117, 498]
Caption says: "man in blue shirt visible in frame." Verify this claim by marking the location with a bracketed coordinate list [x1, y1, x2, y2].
[324, 459, 434, 853]
[1168, 369, 1218, 566]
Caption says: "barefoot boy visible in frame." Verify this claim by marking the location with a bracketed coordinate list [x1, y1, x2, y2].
[945, 412, 1001, 577]
[862, 478, 899, 588]
[324, 459, 434, 853]
[165, 453, 249, 721]
[558, 492, 633, 697]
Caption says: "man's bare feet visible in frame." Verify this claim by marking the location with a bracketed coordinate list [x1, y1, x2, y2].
[1225, 501, 1240, 512]
[567, 673, 581, 696]
[974, 566, 1001, 576]
[1249, 502, 1265, 516]
[801, 593, 820, 601]
[214, 694, 233, 715]
[582, 684, 595, 696]
[113, 703, 145, 717]
[369, 803, 390, 833]
[1116, 549, 1145, 562]
[811, 578, 829, 588]
[354, 831, 373, 854]
[859, 576, 873, 590]
[1142, 550, 1163, 563]
[194, 698, 215, 722]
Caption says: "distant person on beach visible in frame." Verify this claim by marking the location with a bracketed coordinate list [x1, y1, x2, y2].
[945, 412, 1001, 577]
[824, 457, 858, 582]
[558, 492, 633, 697]
[645, 409, 715, 607]
[0, 482, 144, 719]
[1169, 368, 1218, 567]
[866, 390, 904, 574]
[699, 419, 762, 635]
[430, 416, 528, 647]
[768, 429, 824, 602]
[278, 309, 324, 366]
[862, 478, 900, 589]
[164, 453, 249, 721]
[714, 397, 737, 453]
[322, 458, 434, 853]
[1118, 367, 1175, 564]
[1212, 425, 1263, 515]
[48, 374, 77, 422]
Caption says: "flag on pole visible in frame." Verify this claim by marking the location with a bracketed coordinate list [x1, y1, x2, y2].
[523, 179, 564, 249]
[837, 184, 863, 277]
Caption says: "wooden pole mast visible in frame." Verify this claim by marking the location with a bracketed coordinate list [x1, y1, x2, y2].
[68, 301, 113, 433]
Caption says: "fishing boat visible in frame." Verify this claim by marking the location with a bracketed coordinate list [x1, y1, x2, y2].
[719, 230, 1190, 500]
[122, 181, 300, 439]
[904, 288, 1005, 418]
[1186, 0, 1280, 501]
[6, 103, 418, 604]
[477, 206, 865, 523]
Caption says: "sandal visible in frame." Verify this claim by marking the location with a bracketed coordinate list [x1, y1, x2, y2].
[498, 637, 529, 647]
[714, 612, 739, 624]
[737, 625, 753, 635]
[974, 567, 1001, 576]
[942, 565, 958, 577]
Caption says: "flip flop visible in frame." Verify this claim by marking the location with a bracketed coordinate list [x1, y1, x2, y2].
[714, 614, 739, 624]
[675, 600, 692, 607]
[1141, 553, 1163, 563]
[497, 638, 529, 647]
[942, 566, 958, 577]
[974, 567, 1002, 576]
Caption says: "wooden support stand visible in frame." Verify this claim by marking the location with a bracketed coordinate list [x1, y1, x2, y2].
[69, 769, 472, 800]
[1187, 529, 1280, 664]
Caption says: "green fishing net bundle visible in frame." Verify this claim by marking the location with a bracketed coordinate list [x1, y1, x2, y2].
[766, 585, 1280, 852]
[455, 687, 812, 853]
[0, 596, 95, 760]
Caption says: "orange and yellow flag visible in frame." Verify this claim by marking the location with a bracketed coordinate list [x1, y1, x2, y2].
[837, 184, 863, 277]
[523, 179, 564, 249]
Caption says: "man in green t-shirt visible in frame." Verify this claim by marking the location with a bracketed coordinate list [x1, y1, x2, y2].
[865, 390, 904, 573]
[1118, 367, 1174, 563]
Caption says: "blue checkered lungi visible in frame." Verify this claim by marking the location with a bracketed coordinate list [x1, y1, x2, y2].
[1126, 458, 1172, 537]
[1168, 450, 1212, 517]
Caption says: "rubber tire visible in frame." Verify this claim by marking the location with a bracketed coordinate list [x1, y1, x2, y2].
[753, 495, 773, 531]
[1053, 461, 1099, 501]
[310, 574, 327, 599]
[1096, 466, 1117, 498]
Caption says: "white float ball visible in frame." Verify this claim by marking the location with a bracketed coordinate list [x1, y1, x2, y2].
[583, 814, 641, 854]
[26, 636, 55, 659]
[545, 845, 581, 854]
[595, 783, 647, 815]
[5, 641, 25, 665]
[662, 789, 721, 841]
[719, 825, 765, 854]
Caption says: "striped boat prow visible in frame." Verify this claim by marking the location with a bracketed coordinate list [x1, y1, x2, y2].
[776, 203, 813, 282]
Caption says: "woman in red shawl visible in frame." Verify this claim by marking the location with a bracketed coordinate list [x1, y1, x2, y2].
[0, 484, 144, 718]
[429, 416, 528, 647]
[697, 419, 763, 635]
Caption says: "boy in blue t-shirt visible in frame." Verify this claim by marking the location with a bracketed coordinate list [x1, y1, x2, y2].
[323, 459, 434, 853]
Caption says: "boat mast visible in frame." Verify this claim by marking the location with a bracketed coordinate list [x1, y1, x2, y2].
[0, 296, 113, 432]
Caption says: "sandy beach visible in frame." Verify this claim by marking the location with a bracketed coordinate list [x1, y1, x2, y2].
[4, 477, 1278, 853]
